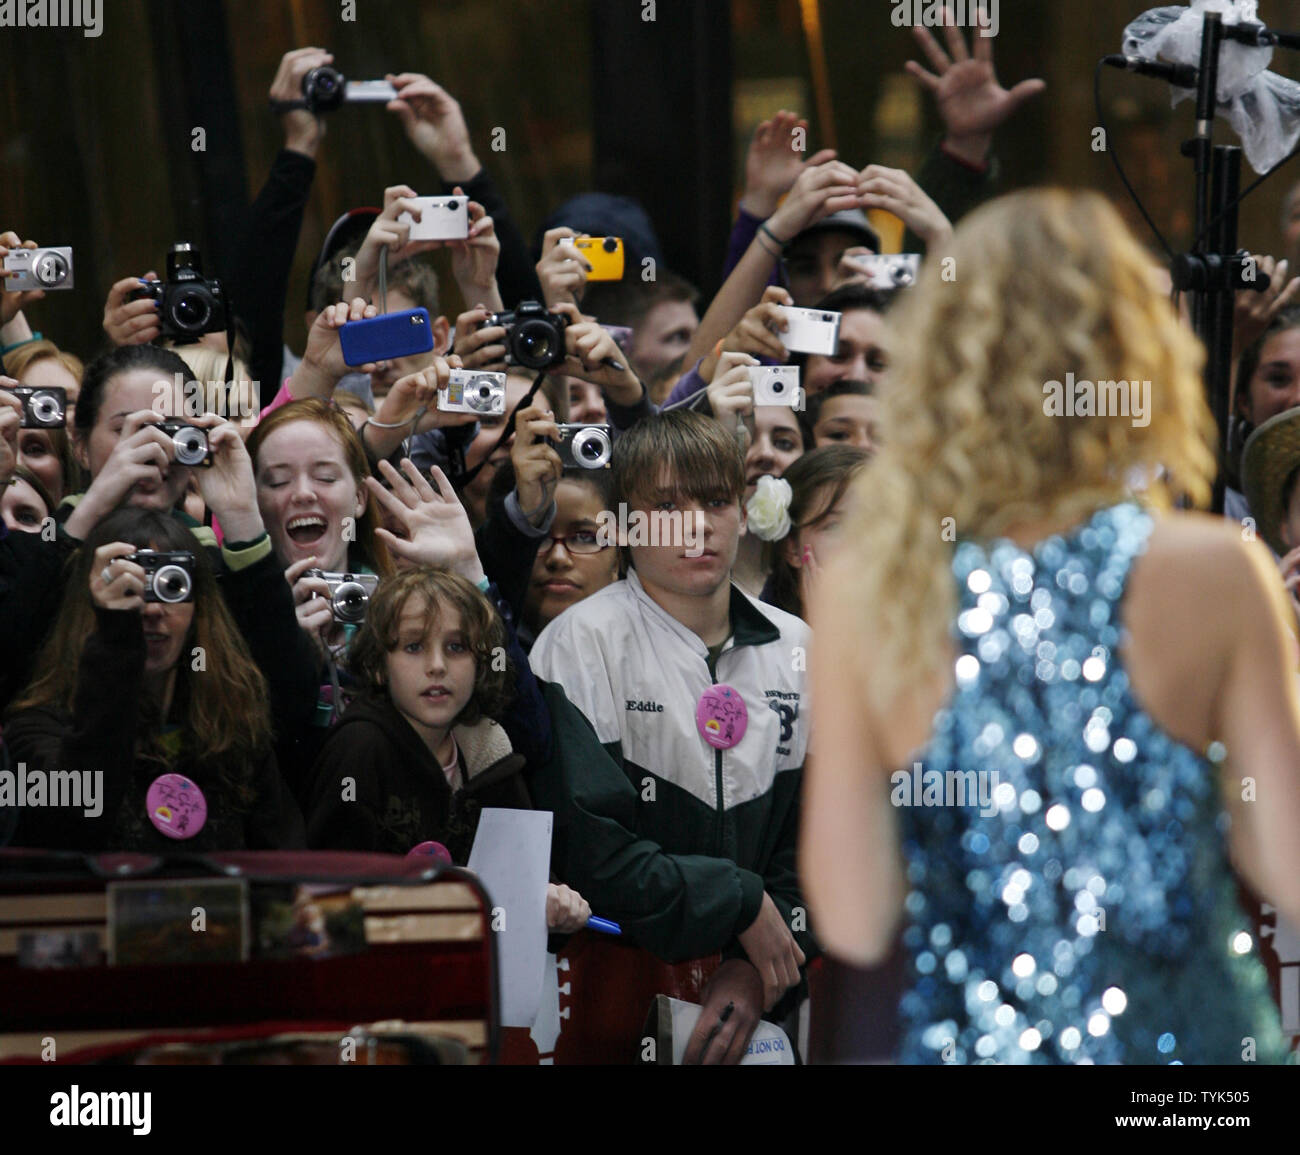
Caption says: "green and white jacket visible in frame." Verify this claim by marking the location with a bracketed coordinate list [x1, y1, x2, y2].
[529, 569, 813, 964]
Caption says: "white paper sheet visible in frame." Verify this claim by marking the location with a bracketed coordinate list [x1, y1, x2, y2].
[467, 808, 552, 1028]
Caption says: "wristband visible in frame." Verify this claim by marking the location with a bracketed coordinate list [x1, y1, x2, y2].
[364, 406, 428, 431]
[0, 332, 43, 356]
[939, 141, 991, 174]
[755, 231, 782, 259]
[476, 576, 491, 593]
[759, 222, 789, 248]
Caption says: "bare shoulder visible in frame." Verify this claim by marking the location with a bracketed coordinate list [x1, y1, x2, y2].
[1138, 511, 1285, 620]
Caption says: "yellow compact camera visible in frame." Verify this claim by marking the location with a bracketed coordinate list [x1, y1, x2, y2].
[569, 236, 625, 281]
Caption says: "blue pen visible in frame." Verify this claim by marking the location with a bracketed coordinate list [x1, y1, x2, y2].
[587, 915, 622, 935]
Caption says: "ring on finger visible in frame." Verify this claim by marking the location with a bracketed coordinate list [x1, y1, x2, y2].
[100, 565, 114, 585]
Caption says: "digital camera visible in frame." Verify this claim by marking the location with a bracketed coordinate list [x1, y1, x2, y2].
[2, 246, 73, 292]
[854, 253, 921, 291]
[129, 244, 227, 343]
[553, 423, 613, 470]
[5, 384, 66, 428]
[479, 300, 569, 371]
[301, 67, 398, 114]
[562, 236, 624, 281]
[439, 369, 506, 416]
[399, 196, 470, 242]
[129, 550, 196, 604]
[774, 305, 841, 357]
[306, 569, 380, 624]
[749, 365, 803, 409]
[156, 420, 213, 468]
[339, 309, 433, 368]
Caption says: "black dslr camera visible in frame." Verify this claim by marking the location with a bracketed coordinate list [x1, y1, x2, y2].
[129, 244, 227, 344]
[479, 300, 569, 371]
[129, 550, 196, 604]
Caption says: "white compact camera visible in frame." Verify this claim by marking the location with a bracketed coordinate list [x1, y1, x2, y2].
[749, 365, 803, 409]
[854, 253, 921, 290]
[774, 305, 841, 356]
[399, 196, 470, 242]
[3, 246, 73, 291]
[439, 369, 506, 415]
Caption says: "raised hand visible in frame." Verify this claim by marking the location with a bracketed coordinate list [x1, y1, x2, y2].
[290, 298, 379, 401]
[365, 459, 485, 582]
[453, 306, 508, 372]
[0, 382, 22, 484]
[446, 190, 502, 311]
[270, 47, 333, 157]
[0, 233, 48, 325]
[536, 228, 591, 310]
[742, 111, 827, 219]
[856, 165, 953, 249]
[183, 414, 263, 541]
[386, 74, 481, 184]
[766, 159, 862, 245]
[90, 542, 149, 612]
[510, 404, 562, 527]
[905, 12, 1044, 166]
[353, 185, 446, 302]
[1234, 255, 1300, 356]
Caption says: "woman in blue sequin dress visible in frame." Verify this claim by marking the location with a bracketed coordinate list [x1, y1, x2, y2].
[802, 189, 1300, 1064]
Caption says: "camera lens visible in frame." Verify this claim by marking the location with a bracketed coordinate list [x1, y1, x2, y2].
[30, 391, 63, 424]
[153, 564, 193, 604]
[514, 320, 557, 369]
[172, 427, 208, 466]
[303, 66, 344, 112]
[570, 427, 612, 469]
[447, 200, 459, 212]
[34, 253, 69, 287]
[333, 580, 370, 624]
[603, 237, 618, 252]
[172, 290, 211, 333]
[770, 376, 786, 394]
[892, 264, 915, 286]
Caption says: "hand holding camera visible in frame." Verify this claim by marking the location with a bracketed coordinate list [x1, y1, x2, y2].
[706, 352, 760, 427]
[478, 300, 570, 372]
[511, 405, 563, 527]
[856, 165, 952, 250]
[0, 382, 22, 485]
[269, 47, 335, 157]
[0, 232, 63, 325]
[290, 298, 380, 401]
[127, 245, 227, 344]
[366, 458, 485, 583]
[706, 285, 793, 378]
[453, 306, 508, 372]
[285, 557, 336, 659]
[740, 110, 839, 220]
[537, 228, 592, 309]
[363, 361, 478, 462]
[765, 158, 863, 247]
[103, 272, 162, 346]
[385, 74, 481, 185]
[354, 186, 447, 301]
[446, 191, 503, 310]
[181, 413, 265, 543]
[3, 382, 66, 429]
[552, 302, 642, 407]
[91, 543, 196, 612]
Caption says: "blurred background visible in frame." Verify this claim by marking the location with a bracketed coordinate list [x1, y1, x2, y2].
[4, 0, 1300, 360]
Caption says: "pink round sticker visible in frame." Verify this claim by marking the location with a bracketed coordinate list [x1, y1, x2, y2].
[145, 774, 207, 840]
[408, 841, 453, 864]
[696, 684, 748, 750]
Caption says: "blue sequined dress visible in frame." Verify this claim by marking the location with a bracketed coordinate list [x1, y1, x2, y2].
[898, 501, 1291, 1064]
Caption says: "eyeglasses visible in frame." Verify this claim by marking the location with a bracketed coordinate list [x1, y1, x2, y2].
[539, 530, 608, 556]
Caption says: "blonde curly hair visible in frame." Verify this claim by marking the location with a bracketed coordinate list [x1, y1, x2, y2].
[837, 188, 1218, 713]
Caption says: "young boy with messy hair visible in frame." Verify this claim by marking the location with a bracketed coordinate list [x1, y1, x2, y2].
[529, 410, 814, 1064]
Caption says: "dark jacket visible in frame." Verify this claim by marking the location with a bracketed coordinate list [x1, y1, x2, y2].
[1, 607, 305, 853]
[305, 693, 530, 862]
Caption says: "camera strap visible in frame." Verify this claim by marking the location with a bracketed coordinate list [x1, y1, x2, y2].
[450, 369, 548, 490]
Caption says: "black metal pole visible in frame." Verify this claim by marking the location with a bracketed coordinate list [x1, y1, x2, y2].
[1208, 145, 1242, 516]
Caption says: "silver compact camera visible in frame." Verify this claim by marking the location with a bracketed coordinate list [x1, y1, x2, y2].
[129, 550, 195, 604]
[553, 423, 613, 470]
[856, 253, 920, 290]
[6, 384, 66, 428]
[306, 569, 380, 624]
[774, 305, 841, 357]
[399, 196, 470, 242]
[3, 246, 74, 292]
[156, 420, 213, 467]
[439, 370, 506, 416]
[749, 365, 803, 409]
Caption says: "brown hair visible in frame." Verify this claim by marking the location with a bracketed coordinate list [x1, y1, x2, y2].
[245, 399, 392, 576]
[5, 339, 85, 499]
[611, 409, 745, 511]
[348, 566, 513, 727]
[10, 508, 272, 802]
[764, 446, 870, 619]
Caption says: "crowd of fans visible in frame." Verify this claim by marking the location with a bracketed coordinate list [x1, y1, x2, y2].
[12, 20, 1292, 1063]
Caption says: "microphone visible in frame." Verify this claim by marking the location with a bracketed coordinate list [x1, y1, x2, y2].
[1103, 54, 1199, 88]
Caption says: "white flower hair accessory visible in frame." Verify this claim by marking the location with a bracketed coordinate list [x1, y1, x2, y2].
[746, 475, 793, 542]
